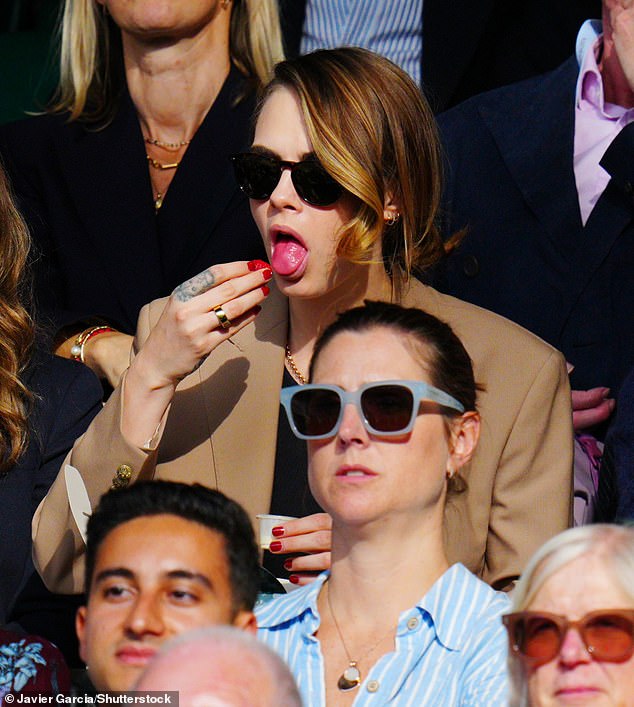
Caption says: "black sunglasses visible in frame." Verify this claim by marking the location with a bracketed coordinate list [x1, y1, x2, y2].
[231, 152, 343, 207]
[280, 381, 464, 440]
[503, 610, 634, 667]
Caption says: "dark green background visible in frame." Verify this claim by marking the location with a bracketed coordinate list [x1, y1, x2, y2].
[0, 0, 61, 125]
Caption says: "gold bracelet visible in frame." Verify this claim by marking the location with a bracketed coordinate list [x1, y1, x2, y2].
[70, 325, 115, 363]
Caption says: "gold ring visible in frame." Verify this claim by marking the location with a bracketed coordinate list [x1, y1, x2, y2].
[213, 306, 232, 330]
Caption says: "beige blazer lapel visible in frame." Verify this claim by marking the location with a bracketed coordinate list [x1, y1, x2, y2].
[198, 287, 287, 522]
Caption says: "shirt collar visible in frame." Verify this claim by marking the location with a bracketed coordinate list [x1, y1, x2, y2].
[416, 564, 465, 651]
[417, 563, 509, 651]
[256, 571, 329, 628]
[575, 20, 604, 110]
[258, 564, 509, 653]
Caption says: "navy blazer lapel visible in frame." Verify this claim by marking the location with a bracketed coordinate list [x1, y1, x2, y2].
[53, 95, 163, 326]
[560, 123, 634, 326]
[422, 0, 495, 112]
[157, 67, 256, 284]
[477, 57, 582, 257]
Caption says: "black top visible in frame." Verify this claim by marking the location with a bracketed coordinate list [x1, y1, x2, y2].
[0, 350, 102, 661]
[0, 65, 266, 335]
[265, 368, 322, 576]
[270, 368, 322, 518]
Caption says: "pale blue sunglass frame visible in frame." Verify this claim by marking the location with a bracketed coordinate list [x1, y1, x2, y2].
[280, 379, 465, 441]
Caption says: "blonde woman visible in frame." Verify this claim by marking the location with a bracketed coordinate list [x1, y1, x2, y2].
[33, 49, 572, 598]
[0, 0, 283, 388]
[0, 164, 102, 655]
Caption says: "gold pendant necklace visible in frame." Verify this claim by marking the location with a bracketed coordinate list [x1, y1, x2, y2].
[326, 581, 394, 692]
[338, 663, 362, 692]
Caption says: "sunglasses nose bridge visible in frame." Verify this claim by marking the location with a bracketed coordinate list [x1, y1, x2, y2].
[281, 162, 312, 205]
[336, 393, 371, 440]
[557, 624, 593, 664]
[269, 162, 302, 206]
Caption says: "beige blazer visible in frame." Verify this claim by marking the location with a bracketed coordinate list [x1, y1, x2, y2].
[33, 280, 573, 593]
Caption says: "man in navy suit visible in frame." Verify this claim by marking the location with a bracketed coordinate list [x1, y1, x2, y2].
[435, 1, 634, 437]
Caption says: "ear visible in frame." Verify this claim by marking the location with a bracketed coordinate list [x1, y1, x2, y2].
[383, 193, 401, 225]
[447, 411, 480, 474]
[76, 605, 88, 663]
[232, 609, 258, 636]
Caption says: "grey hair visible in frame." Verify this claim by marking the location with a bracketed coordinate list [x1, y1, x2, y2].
[507, 523, 634, 706]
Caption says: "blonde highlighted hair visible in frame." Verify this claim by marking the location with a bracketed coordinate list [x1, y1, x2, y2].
[54, 0, 284, 122]
[261, 48, 449, 298]
[507, 524, 634, 706]
[0, 164, 34, 474]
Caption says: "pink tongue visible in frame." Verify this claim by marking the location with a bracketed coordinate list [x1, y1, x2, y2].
[271, 238, 308, 276]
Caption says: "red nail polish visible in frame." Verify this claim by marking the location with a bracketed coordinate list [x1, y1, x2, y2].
[272, 526, 285, 537]
[248, 259, 270, 271]
[261, 285, 270, 296]
[262, 268, 273, 280]
[289, 575, 300, 584]
[269, 540, 282, 552]
[283, 560, 293, 571]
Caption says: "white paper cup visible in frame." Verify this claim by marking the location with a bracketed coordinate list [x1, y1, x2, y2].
[277, 577, 302, 593]
[256, 514, 297, 550]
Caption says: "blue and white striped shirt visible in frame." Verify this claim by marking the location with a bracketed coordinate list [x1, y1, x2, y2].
[257, 564, 510, 706]
[300, 0, 422, 85]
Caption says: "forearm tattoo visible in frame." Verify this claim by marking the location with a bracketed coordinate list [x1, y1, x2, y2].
[172, 269, 216, 302]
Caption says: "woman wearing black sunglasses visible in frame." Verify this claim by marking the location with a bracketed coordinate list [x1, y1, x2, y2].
[504, 524, 634, 706]
[258, 300, 510, 704]
[33, 48, 572, 597]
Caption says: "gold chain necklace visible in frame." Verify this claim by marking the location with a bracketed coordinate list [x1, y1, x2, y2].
[146, 155, 181, 171]
[144, 135, 191, 150]
[326, 582, 395, 691]
[285, 344, 307, 385]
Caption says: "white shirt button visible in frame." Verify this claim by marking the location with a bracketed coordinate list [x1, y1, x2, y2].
[366, 680, 380, 693]
[407, 616, 420, 630]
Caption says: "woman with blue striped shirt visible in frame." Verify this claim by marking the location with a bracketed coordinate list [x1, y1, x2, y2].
[257, 300, 510, 705]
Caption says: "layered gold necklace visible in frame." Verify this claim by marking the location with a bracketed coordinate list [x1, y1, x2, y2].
[144, 134, 192, 212]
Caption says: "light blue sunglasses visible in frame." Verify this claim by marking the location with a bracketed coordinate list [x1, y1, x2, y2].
[280, 380, 464, 440]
